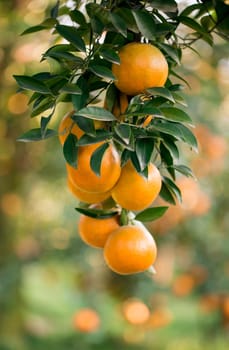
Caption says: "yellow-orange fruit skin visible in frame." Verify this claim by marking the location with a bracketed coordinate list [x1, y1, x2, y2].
[103, 223, 157, 275]
[111, 161, 162, 211]
[112, 43, 168, 96]
[67, 142, 121, 193]
[67, 176, 111, 204]
[58, 111, 84, 145]
[78, 214, 120, 248]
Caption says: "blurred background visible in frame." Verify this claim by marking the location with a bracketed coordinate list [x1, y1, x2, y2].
[0, 1, 228, 349]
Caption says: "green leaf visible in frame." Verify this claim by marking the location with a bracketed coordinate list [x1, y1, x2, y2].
[110, 12, 127, 37]
[135, 206, 168, 222]
[44, 51, 84, 64]
[136, 138, 154, 171]
[77, 130, 112, 146]
[179, 16, 213, 45]
[99, 46, 120, 64]
[59, 83, 82, 95]
[71, 76, 89, 111]
[160, 107, 192, 123]
[158, 43, 181, 65]
[146, 87, 175, 103]
[40, 114, 52, 137]
[55, 24, 86, 52]
[148, 0, 178, 12]
[14, 75, 51, 94]
[17, 128, 56, 142]
[70, 9, 87, 26]
[75, 107, 116, 121]
[155, 23, 175, 36]
[115, 8, 138, 33]
[170, 70, 191, 88]
[172, 164, 195, 178]
[162, 138, 179, 159]
[171, 92, 187, 107]
[50, 1, 60, 18]
[21, 18, 57, 35]
[160, 142, 175, 179]
[89, 64, 115, 80]
[72, 115, 95, 136]
[104, 83, 118, 111]
[31, 97, 55, 118]
[132, 10, 156, 40]
[75, 207, 119, 219]
[114, 124, 132, 145]
[153, 121, 198, 151]
[159, 181, 176, 205]
[90, 143, 109, 176]
[63, 133, 78, 168]
[163, 176, 182, 203]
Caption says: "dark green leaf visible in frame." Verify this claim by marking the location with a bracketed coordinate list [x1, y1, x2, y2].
[172, 164, 195, 178]
[115, 8, 138, 33]
[75, 207, 119, 219]
[159, 181, 176, 205]
[135, 206, 168, 222]
[146, 87, 175, 103]
[72, 115, 95, 136]
[158, 43, 181, 65]
[17, 128, 56, 142]
[89, 64, 115, 80]
[41, 114, 52, 137]
[21, 18, 57, 35]
[148, 0, 178, 12]
[75, 107, 116, 121]
[90, 143, 109, 176]
[71, 76, 89, 111]
[55, 24, 86, 52]
[104, 84, 118, 112]
[77, 130, 112, 146]
[132, 10, 156, 40]
[70, 9, 87, 26]
[162, 138, 179, 159]
[110, 12, 127, 37]
[160, 107, 192, 123]
[163, 176, 182, 203]
[63, 133, 78, 168]
[136, 138, 154, 171]
[31, 98, 55, 118]
[59, 83, 82, 95]
[99, 46, 120, 64]
[114, 124, 132, 144]
[155, 23, 175, 36]
[171, 92, 187, 107]
[160, 142, 175, 179]
[50, 1, 59, 18]
[14, 75, 51, 94]
[179, 16, 213, 45]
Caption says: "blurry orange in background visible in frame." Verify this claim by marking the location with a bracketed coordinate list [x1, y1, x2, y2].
[7, 93, 29, 114]
[122, 298, 150, 325]
[146, 308, 173, 329]
[172, 273, 195, 297]
[73, 308, 100, 333]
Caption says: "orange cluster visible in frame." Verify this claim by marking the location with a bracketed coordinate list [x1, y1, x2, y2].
[57, 43, 169, 275]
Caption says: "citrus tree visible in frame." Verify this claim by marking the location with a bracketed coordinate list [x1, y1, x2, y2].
[14, 0, 229, 275]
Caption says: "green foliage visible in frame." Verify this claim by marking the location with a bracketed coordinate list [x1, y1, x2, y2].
[15, 0, 229, 212]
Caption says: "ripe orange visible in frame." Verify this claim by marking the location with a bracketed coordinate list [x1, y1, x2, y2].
[58, 111, 84, 145]
[103, 222, 157, 275]
[111, 161, 161, 211]
[78, 213, 120, 248]
[67, 176, 111, 204]
[73, 308, 100, 333]
[112, 43, 168, 96]
[67, 142, 121, 193]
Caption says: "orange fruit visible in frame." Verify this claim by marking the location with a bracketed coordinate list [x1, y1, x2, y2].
[67, 142, 121, 193]
[112, 43, 168, 96]
[67, 176, 111, 204]
[78, 213, 120, 248]
[111, 161, 161, 211]
[58, 111, 84, 145]
[122, 298, 150, 325]
[142, 115, 153, 127]
[73, 308, 100, 333]
[103, 222, 157, 275]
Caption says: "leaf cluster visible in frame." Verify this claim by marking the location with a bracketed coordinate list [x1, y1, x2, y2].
[14, 0, 229, 215]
